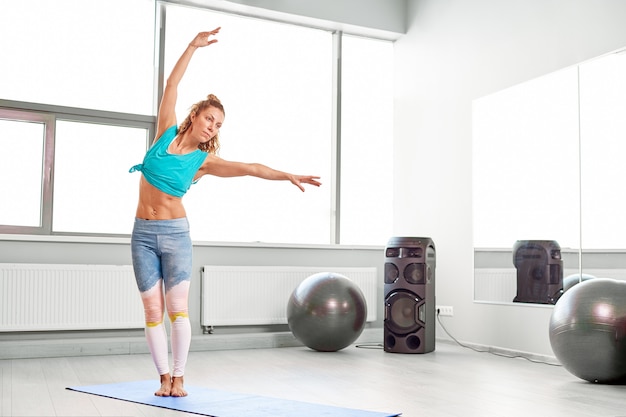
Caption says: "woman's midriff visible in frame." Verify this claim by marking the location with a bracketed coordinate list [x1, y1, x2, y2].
[135, 177, 187, 220]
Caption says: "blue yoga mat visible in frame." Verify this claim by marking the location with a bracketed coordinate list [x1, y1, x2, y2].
[67, 380, 400, 417]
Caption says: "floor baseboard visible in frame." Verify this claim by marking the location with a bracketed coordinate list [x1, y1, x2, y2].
[0, 328, 557, 365]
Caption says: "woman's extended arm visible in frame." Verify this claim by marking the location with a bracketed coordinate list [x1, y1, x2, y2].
[155, 28, 221, 139]
[200, 155, 321, 192]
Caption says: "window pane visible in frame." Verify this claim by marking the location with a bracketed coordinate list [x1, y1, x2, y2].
[580, 52, 626, 249]
[0, 119, 45, 227]
[165, 5, 333, 244]
[0, 0, 155, 114]
[53, 121, 148, 234]
[340, 35, 394, 245]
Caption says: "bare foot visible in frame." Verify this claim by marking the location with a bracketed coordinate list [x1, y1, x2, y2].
[171, 376, 187, 397]
[155, 373, 172, 396]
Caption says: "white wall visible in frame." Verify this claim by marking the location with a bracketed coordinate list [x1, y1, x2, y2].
[394, 0, 626, 355]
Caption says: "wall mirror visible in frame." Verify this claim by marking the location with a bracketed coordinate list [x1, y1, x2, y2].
[473, 48, 626, 304]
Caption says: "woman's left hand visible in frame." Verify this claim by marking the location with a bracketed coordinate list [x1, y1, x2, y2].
[291, 175, 322, 192]
[189, 27, 221, 48]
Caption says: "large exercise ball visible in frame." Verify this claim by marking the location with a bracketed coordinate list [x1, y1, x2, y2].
[549, 278, 626, 383]
[287, 272, 367, 352]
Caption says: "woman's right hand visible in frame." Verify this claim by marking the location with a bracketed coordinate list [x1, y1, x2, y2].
[189, 27, 221, 48]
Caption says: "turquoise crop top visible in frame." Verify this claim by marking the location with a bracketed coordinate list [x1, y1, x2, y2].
[129, 125, 208, 198]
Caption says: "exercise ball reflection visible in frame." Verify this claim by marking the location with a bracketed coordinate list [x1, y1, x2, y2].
[562, 273, 596, 293]
[549, 278, 626, 383]
[287, 272, 367, 352]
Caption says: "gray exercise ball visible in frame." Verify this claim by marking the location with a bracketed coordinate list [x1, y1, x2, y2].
[562, 273, 596, 293]
[287, 272, 367, 352]
[549, 278, 626, 383]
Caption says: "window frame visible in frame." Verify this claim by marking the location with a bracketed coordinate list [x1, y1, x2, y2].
[0, 106, 55, 234]
[0, 99, 155, 237]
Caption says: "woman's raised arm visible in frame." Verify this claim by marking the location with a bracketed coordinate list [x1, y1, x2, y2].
[155, 28, 221, 139]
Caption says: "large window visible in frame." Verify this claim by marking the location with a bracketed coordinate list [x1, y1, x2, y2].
[0, 1, 394, 246]
[0, 0, 155, 115]
[340, 35, 394, 245]
[163, 5, 333, 244]
[0, 107, 152, 235]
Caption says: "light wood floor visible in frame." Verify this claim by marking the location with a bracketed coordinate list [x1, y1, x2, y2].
[1, 339, 625, 417]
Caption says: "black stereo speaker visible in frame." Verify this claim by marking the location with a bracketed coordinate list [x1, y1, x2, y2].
[512, 239, 563, 304]
[384, 237, 436, 354]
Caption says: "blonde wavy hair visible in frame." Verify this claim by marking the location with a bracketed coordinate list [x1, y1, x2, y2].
[178, 94, 225, 154]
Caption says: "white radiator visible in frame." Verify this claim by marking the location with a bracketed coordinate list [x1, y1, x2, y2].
[473, 268, 517, 303]
[0, 263, 144, 332]
[201, 266, 378, 331]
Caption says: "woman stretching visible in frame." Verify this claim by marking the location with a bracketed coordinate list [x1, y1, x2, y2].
[130, 27, 321, 397]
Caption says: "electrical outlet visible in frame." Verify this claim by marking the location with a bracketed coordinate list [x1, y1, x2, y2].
[437, 305, 454, 316]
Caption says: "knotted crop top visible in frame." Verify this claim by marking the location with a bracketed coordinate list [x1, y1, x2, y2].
[129, 125, 208, 198]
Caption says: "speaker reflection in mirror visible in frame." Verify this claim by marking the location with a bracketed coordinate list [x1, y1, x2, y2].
[512, 240, 563, 304]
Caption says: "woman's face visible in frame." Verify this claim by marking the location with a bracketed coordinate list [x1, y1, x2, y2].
[193, 106, 224, 141]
